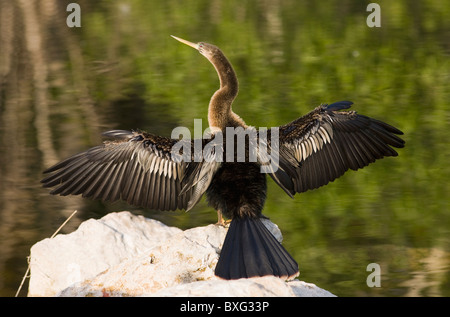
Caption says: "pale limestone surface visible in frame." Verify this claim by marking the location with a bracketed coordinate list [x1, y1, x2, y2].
[28, 211, 335, 297]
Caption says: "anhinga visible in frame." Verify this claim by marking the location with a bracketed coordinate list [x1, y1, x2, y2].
[41, 36, 405, 280]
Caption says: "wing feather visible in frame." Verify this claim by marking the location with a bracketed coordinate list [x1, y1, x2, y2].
[269, 101, 405, 194]
[41, 130, 220, 211]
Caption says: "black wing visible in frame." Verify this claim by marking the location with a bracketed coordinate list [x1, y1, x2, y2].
[265, 101, 405, 195]
[41, 130, 220, 211]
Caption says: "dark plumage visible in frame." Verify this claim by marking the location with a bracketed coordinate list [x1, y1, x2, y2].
[42, 36, 404, 281]
[274, 101, 405, 195]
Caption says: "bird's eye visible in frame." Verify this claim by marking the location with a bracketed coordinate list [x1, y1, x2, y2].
[198, 43, 205, 54]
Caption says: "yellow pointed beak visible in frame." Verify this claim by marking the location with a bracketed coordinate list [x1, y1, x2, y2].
[171, 35, 199, 50]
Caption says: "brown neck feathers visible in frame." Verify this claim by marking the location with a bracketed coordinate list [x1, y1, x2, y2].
[207, 52, 245, 130]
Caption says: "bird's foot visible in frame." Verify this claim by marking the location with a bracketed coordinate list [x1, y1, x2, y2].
[216, 210, 231, 227]
[216, 218, 231, 227]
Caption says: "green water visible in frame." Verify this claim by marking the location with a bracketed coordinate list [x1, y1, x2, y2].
[1, 0, 449, 296]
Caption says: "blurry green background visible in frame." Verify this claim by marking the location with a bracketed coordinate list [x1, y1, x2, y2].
[1, 0, 449, 296]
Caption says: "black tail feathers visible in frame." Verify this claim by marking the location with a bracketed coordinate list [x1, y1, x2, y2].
[215, 217, 299, 280]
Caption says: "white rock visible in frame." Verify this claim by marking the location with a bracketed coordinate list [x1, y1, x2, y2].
[151, 276, 335, 297]
[28, 211, 335, 297]
[57, 223, 227, 297]
[28, 211, 181, 297]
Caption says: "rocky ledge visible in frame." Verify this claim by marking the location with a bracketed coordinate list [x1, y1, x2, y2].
[28, 211, 335, 297]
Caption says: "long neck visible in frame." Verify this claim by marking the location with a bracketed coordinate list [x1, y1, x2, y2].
[207, 53, 245, 130]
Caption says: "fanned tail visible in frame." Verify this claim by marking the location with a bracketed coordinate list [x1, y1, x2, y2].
[215, 217, 299, 280]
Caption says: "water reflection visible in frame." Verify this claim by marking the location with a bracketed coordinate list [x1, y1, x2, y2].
[1, 0, 449, 296]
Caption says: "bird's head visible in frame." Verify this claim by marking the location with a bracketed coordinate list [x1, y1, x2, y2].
[171, 35, 222, 61]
